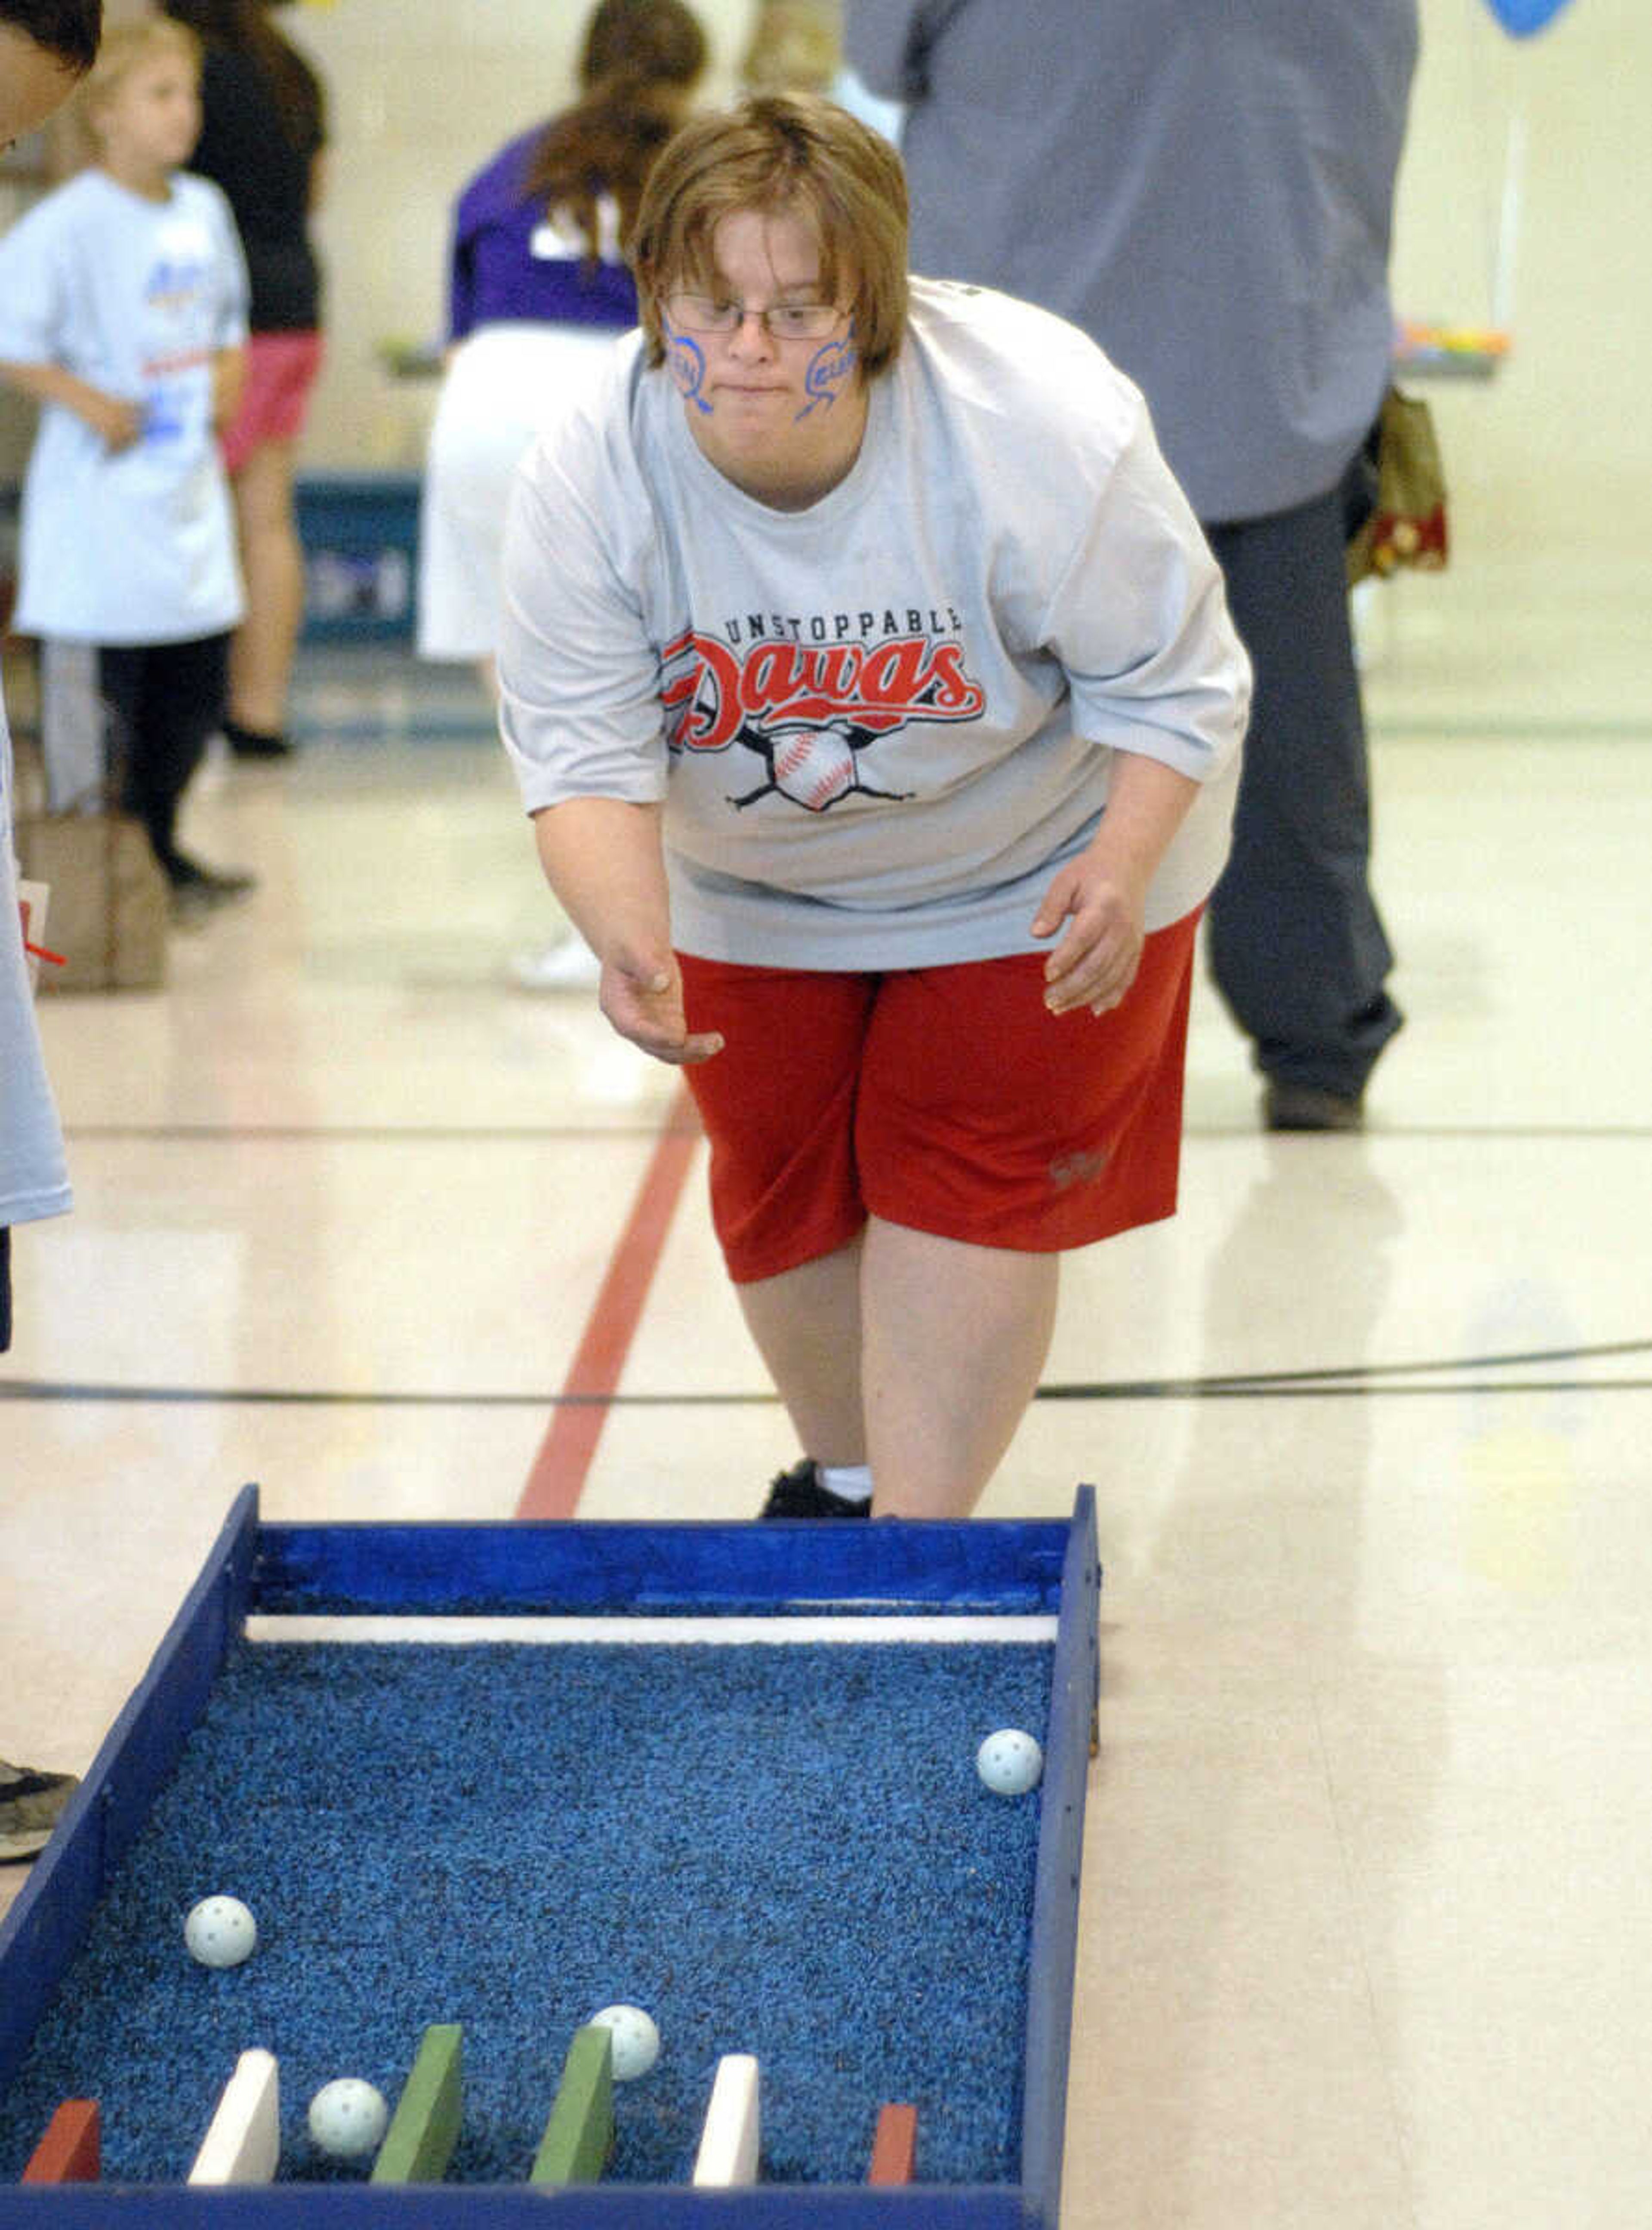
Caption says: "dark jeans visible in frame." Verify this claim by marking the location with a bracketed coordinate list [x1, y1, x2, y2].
[1205, 471, 1403, 1099]
[1, 1227, 10, 1352]
[100, 633, 231, 885]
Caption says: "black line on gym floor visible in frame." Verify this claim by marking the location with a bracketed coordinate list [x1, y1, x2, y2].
[5, 1352, 1650, 1409]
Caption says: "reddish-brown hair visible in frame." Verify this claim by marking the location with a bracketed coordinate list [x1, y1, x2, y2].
[631, 93, 909, 379]
[523, 0, 708, 262]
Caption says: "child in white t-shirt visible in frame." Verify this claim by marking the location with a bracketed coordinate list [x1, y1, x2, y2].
[0, 15, 252, 916]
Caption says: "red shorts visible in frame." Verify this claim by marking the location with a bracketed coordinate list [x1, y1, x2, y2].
[220, 330, 323, 474]
[678, 909, 1202, 1284]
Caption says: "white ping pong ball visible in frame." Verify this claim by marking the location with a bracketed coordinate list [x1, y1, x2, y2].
[976, 1728, 1044, 1796]
[183, 1895, 258, 1967]
[589, 2003, 660, 2080]
[308, 2077, 389, 2158]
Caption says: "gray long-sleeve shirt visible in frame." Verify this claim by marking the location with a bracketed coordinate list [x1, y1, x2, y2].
[499, 281, 1248, 969]
[846, 0, 1418, 522]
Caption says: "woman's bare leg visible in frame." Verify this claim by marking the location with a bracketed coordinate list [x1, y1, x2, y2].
[228, 438, 305, 736]
[860, 1218, 1058, 1518]
[733, 1234, 866, 1467]
[734, 1220, 1056, 1516]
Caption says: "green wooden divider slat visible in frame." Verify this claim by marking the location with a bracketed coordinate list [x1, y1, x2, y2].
[370, 2025, 462, 2184]
[529, 2026, 613, 2187]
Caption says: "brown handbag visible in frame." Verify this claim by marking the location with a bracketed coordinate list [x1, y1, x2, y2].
[6, 635, 169, 992]
[14, 801, 168, 991]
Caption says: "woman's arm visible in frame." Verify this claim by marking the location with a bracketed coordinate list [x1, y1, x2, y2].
[1031, 750, 1199, 1016]
[531, 796, 723, 1066]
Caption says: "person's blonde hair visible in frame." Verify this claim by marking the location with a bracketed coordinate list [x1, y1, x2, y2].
[631, 93, 909, 382]
[741, 0, 840, 97]
[82, 14, 200, 122]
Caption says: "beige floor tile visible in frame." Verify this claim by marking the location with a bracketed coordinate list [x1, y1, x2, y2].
[4, 629, 1649, 2222]
[1317, 1665, 1652, 2228]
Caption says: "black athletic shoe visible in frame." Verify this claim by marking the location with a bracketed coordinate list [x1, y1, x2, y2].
[223, 719, 294, 760]
[758, 1458, 872, 1520]
[1263, 1080, 1365, 1133]
[167, 854, 258, 923]
[178, 856, 257, 899]
[0, 1761, 80, 1863]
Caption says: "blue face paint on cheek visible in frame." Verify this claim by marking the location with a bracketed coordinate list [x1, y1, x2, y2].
[664, 319, 712, 416]
[795, 322, 859, 423]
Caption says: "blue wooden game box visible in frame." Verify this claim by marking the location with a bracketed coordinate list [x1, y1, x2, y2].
[0, 1488, 1100, 2227]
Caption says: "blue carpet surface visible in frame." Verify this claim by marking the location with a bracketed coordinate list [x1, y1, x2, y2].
[0, 1637, 1051, 2187]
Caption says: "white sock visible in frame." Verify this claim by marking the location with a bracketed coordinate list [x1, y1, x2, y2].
[818, 1462, 873, 1505]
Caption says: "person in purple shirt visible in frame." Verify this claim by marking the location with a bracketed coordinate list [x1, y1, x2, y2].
[418, 0, 706, 992]
[446, 128, 640, 346]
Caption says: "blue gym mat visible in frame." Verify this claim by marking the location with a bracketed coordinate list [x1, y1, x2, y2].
[0, 1636, 1051, 2187]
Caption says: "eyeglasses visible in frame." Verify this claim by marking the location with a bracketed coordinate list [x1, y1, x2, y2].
[664, 293, 846, 341]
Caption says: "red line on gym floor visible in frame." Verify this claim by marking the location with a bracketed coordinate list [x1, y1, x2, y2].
[515, 1081, 701, 1521]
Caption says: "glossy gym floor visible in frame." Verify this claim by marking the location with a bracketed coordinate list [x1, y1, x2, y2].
[4, 520, 1650, 2224]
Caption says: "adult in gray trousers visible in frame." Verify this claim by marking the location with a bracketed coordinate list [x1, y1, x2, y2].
[845, 0, 1416, 1129]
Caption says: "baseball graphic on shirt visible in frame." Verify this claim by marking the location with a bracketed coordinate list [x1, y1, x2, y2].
[770, 720, 860, 809]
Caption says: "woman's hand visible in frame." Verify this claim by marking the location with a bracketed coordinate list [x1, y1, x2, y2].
[529, 800, 721, 1063]
[1030, 853, 1147, 1016]
[1032, 750, 1201, 1015]
[599, 943, 724, 1066]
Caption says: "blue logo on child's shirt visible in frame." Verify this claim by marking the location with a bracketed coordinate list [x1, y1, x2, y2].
[142, 382, 189, 443]
[145, 255, 210, 318]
